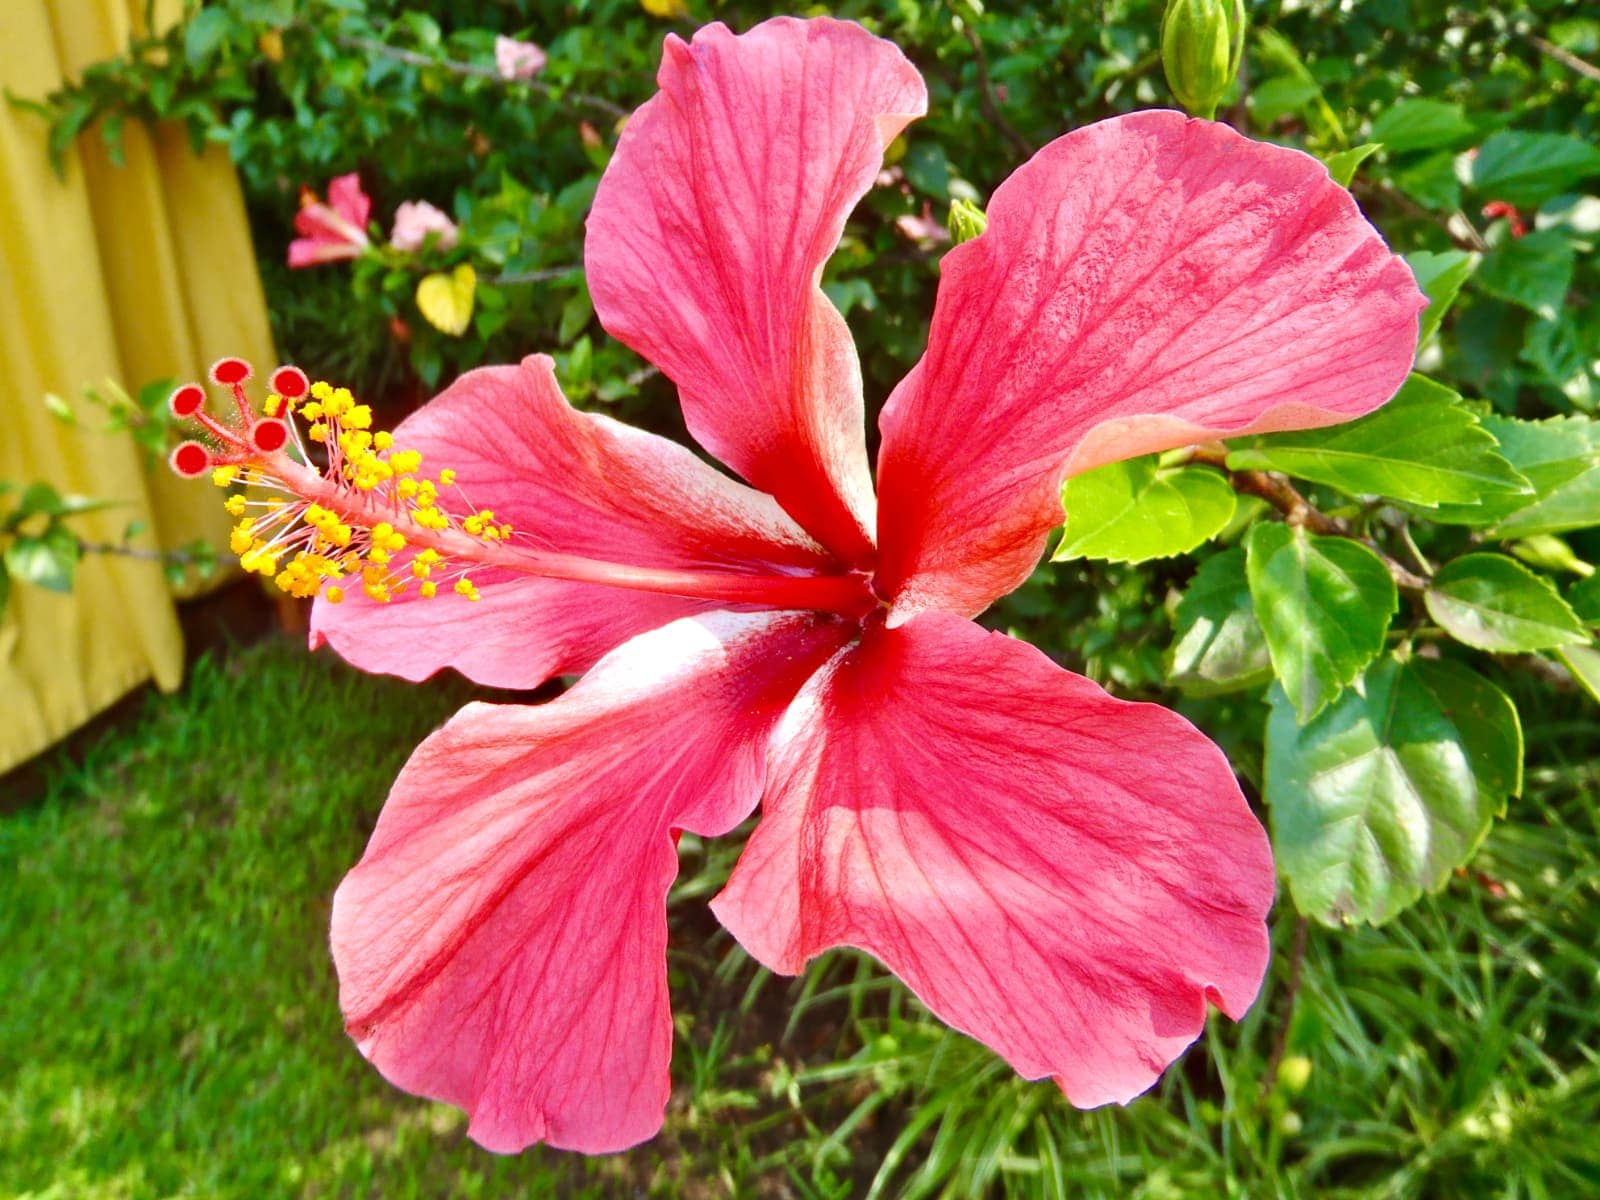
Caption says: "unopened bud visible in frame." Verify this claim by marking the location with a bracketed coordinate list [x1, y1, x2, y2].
[1161, 0, 1246, 120]
[948, 197, 988, 245]
[1277, 1054, 1313, 1095]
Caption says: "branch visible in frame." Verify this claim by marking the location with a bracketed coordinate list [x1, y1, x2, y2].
[1525, 34, 1600, 84]
[950, 14, 1035, 158]
[76, 540, 211, 565]
[337, 36, 629, 121]
[1190, 447, 1432, 591]
[1261, 915, 1309, 1099]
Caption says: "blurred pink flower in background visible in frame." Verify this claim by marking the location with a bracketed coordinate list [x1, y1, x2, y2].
[287, 173, 371, 268]
[389, 200, 459, 252]
[495, 35, 547, 80]
[894, 201, 950, 245]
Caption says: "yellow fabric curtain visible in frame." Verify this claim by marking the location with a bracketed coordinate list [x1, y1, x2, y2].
[1, 0, 276, 773]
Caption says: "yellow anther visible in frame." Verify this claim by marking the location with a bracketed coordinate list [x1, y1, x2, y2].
[310, 380, 333, 401]
[497, 523, 513, 540]
[390, 450, 423, 476]
[345, 404, 373, 431]
[224, 495, 248, 517]
[374, 431, 394, 451]
[212, 466, 239, 487]
[308, 422, 328, 443]
[325, 586, 345, 604]
[420, 581, 437, 599]
[438, 468, 456, 487]
[454, 577, 481, 602]
[264, 394, 284, 416]
[413, 506, 449, 530]
[301, 401, 324, 420]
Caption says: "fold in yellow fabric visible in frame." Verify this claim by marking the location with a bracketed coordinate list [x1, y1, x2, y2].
[1, 0, 276, 772]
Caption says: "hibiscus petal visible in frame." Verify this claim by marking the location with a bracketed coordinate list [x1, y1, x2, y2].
[328, 171, 371, 232]
[310, 354, 834, 688]
[331, 610, 851, 1153]
[713, 612, 1274, 1107]
[586, 17, 926, 562]
[875, 111, 1426, 619]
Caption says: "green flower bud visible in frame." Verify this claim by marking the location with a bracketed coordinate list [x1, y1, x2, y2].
[1277, 1053, 1313, 1095]
[948, 197, 988, 245]
[1161, 0, 1246, 121]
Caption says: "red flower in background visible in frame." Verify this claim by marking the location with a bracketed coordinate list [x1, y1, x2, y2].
[252, 18, 1423, 1154]
[287, 173, 371, 268]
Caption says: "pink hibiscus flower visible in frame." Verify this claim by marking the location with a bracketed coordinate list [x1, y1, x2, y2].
[287, 173, 372, 268]
[389, 200, 460, 252]
[182, 17, 1423, 1155]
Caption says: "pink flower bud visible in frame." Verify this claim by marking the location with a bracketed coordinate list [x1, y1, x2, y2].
[390, 201, 460, 253]
[495, 35, 547, 81]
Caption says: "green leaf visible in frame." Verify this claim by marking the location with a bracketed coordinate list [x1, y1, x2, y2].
[1424, 554, 1590, 652]
[1322, 142, 1380, 188]
[1054, 457, 1234, 564]
[1554, 644, 1600, 705]
[1475, 229, 1575, 321]
[1245, 523, 1397, 723]
[1485, 416, 1600, 538]
[1266, 655, 1521, 926]
[4, 523, 81, 593]
[12, 482, 115, 521]
[1393, 150, 1460, 211]
[1166, 548, 1273, 695]
[183, 7, 233, 66]
[1469, 131, 1600, 209]
[1407, 249, 1475, 347]
[1225, 375, 1528, 506]
[1567, 573, 1600, 624]
[1370, 100, 1475, 154]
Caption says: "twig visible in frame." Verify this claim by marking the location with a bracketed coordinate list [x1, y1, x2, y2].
[487, 265, 582, 286]
[1189, 446, 1432, 591]
[1261, 915, 1309, 1099]
[1352, 179, 1489, 254]
[337, 36, 629, 121]
[76, 540, 209, 565]
[1525, 34, 1600, 84]
[950, 14, 1034, 158]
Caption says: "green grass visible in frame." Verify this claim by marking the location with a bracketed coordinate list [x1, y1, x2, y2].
[3, 637, 1599, 1198]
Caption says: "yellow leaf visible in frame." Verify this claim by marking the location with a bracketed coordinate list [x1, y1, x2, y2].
[640, 0, 689, 19]
[415, 265, 475, 337]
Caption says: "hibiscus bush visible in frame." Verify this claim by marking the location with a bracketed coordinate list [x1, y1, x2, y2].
[14, 0, 1600, 1192]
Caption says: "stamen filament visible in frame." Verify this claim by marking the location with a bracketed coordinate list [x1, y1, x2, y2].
[270, 454, 876, 616]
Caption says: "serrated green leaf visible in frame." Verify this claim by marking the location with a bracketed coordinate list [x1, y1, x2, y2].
[1055, 457, 1235, 565]
[1266, 655, 1520, 926]
[1475, 229, 1575, 321]
[1245, 523, 1397, 723]
[1424, 553, 1589, 652]
[1407, 249, 1475, 347]
[4, 524, 80, 593]
[1427, 414, 1600, 531]
[1224, 375, 1527, 506]
[1370, 100, 1475, 154]
[1469, 131, 1600, 209]
[1166, 548, 1272, 695]
[1323, 142, 1380, 188]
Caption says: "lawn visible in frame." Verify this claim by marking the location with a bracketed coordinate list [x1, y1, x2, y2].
[3, 636, 1598, 1198]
